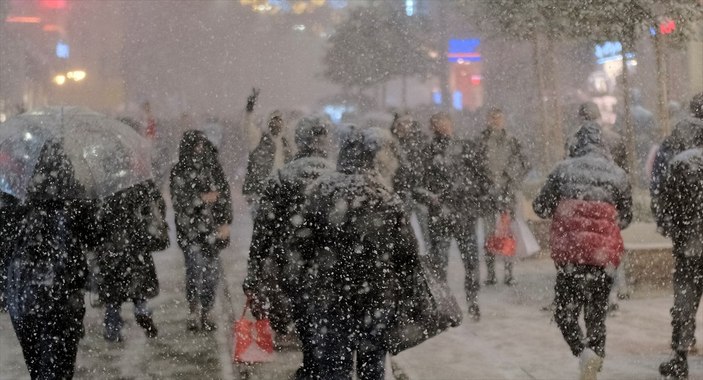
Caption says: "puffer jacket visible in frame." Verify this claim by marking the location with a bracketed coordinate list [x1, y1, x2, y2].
[533, 124, 632, 268]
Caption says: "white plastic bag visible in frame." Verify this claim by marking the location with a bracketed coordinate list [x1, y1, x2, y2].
[511, 194, 540, 258]
[511, 216, 540, 258]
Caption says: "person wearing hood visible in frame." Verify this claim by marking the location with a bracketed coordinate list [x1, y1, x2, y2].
[652, 92, 703, 236]
[533, 124, 632, 380]
[476, 107, 530, 286]
[243, 116, 334, 352]
[6, 142, 97, 379]
[242, 89, 293, 209]
[295, 126, 421, 379]
[568, 102, 628, 172]
[170, 130, 232, 331]
[96, 180, 169, 342]
[656, 125, 703, 379]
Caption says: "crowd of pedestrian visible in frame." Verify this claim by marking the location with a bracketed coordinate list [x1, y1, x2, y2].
[0, 91, 701, 380]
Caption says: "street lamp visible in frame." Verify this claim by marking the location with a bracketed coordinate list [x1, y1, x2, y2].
[53, 74, 66, 85]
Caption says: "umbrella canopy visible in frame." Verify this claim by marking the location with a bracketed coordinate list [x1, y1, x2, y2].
[0, 106, 152, 200]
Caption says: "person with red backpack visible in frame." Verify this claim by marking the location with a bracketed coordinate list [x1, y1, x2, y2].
[533, 124, 632, 380]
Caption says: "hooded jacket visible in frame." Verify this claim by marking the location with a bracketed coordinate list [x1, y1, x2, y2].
[659, 148, 703, 257]
[95, 180, 168, 303]
[533, 124, 632, 268]
[170, 130, 232, 254]
[6, 142, 96, 318]
[243, 117, 334, 295]
[297, 127, 419, 322]
[651, 116, 703, 236]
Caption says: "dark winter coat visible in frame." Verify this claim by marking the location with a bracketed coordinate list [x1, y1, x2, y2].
[96, 180, 169, 304]
[299, 165, 419, 331]
[243, 150, 334, 296]
[533, 124, 633, 268]
[170, 130, 233, 255]
[5, 142, 97, 319]
[392, 128, 428, 205]
[476, 128, 530, 212]
[566, 121, 628, 172]
[416, 136, 463, 236]
[651, 116, 703, 236]
[1, 192, 20, 306]
[242, 133, 293, 198]
[658, 148, 703, 257]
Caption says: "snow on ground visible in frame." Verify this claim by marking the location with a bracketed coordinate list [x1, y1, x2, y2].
[1, 196, 701, 379]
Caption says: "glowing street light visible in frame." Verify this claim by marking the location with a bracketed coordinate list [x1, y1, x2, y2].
[66, 70, 86, 81]
[53, 74, 66, 85]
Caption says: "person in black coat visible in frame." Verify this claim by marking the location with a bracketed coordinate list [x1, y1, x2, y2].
[657, 138, 703, 378]
[96, 180, 169, 342]
[416, 112, 491, 321]
[6, 142, 97, 380]
[651, 92, 703, 236]
[243, 116, 334, 352]
[170, 130, 232, 331]
[0, 191, 21, 311]
[296, 126, 420, 380]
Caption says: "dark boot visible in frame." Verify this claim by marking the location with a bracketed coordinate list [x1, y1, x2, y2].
[659, 351, 688, 379]
[135, 313, 158, 338]
[504, 261, 516, 286]
[485, 254, 496, 285]
[201, 310, 217, 332]
[468, 303, 481, 322]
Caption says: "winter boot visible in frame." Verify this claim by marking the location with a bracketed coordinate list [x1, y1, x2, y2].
[504, 261, 516, 286]
[187, 303, 200, 331]
[579, 348, 603, 380]
[201, 310, 217, 332]
[659, 351, 688, 379]
[135, 313, 158, 338]
[468, 303, 481, 322]
[485, 255, 497, 286]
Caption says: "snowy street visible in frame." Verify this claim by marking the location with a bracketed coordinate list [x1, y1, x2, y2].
[1, 196, 700, 380]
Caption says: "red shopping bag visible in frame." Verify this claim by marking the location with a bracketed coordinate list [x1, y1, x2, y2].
[232, 300, 275, 364]
[485, 213, 516, 257]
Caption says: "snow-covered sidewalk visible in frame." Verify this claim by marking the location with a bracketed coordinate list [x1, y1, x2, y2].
[393, 246, 703, 380]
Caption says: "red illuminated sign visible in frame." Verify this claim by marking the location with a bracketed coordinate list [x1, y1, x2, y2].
[659, 19, 676, 35]
[40, 0, 67, 10]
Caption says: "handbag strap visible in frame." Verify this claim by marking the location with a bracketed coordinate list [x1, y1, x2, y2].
[240, 297, 251, 320]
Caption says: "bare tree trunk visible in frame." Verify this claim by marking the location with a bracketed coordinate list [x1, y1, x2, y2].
[621, 37, 638, 186]
[654, 31, 671, 139]
[532, 35, 551, 173]
[545, 38, 564, 162]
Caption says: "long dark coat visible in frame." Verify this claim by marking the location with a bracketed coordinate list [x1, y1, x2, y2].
[170, 130, 232, 255]
[96, 180, 169, 304]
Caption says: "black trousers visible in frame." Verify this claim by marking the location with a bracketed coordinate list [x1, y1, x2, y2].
[670, 253, 703, 352]
[554, 264, 613, 358]
[428, 225, 480, 306]
[10, 291, 85, 380]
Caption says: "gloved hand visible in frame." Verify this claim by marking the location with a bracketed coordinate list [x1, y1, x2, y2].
[246, 87, 260, 113]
